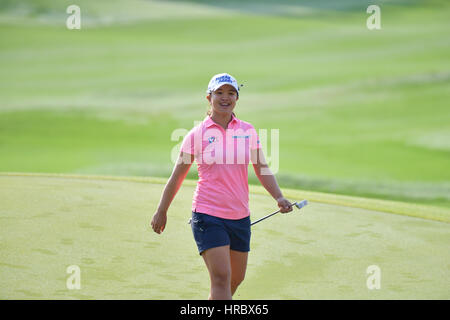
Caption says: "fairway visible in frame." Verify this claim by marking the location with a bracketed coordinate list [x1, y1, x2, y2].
[1, 0, 449, 301]
[1, 0, 449, 208]
[1, 174, 448, 299]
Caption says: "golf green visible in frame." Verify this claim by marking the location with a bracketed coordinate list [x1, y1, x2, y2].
[1, 174, 448, 299]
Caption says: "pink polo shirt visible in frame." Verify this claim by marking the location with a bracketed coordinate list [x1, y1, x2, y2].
[180, 113, 261, 220]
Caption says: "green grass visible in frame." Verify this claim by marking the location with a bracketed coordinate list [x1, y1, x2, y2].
[0, 174, 448, 299]
[0, 1, 449, 298]
[1, 1, 449, 209]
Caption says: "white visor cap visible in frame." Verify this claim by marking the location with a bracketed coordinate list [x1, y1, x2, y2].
[206, 73, 240, 95]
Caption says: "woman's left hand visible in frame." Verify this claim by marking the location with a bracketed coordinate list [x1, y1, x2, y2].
[276, 197, 293, 213]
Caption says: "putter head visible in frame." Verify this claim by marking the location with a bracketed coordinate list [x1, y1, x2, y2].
[293, 200, 308, 209]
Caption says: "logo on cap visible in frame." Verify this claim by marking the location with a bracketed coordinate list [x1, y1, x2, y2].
[215, 75, 233, 84]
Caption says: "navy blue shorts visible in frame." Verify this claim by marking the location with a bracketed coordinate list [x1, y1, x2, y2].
[190, 211, 251, 255]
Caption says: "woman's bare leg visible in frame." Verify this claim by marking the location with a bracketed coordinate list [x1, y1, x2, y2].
[230, 250, 248, 296]
[201, 245, 232, 300]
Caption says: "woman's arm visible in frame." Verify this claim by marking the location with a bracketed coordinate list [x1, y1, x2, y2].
[151, 151, 195, 234]
[251, 148, 293, 213]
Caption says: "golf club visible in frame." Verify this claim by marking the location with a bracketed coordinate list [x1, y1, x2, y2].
[251, 200, 308, 226]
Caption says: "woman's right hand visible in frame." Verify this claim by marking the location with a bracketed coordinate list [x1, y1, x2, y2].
[151, 210, 167, 234]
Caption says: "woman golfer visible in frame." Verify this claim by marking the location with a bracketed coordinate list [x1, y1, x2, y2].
[151, 73, 293, 300]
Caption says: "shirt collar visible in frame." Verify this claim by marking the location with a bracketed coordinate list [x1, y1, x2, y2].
[204, 113, 239, 129]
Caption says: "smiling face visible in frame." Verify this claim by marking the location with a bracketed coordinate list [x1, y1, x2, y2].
[206, 84, 239, 116]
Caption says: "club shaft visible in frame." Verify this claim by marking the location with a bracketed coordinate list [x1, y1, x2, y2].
[250, 202, 297, 226]
[250, 210, 280, 226]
